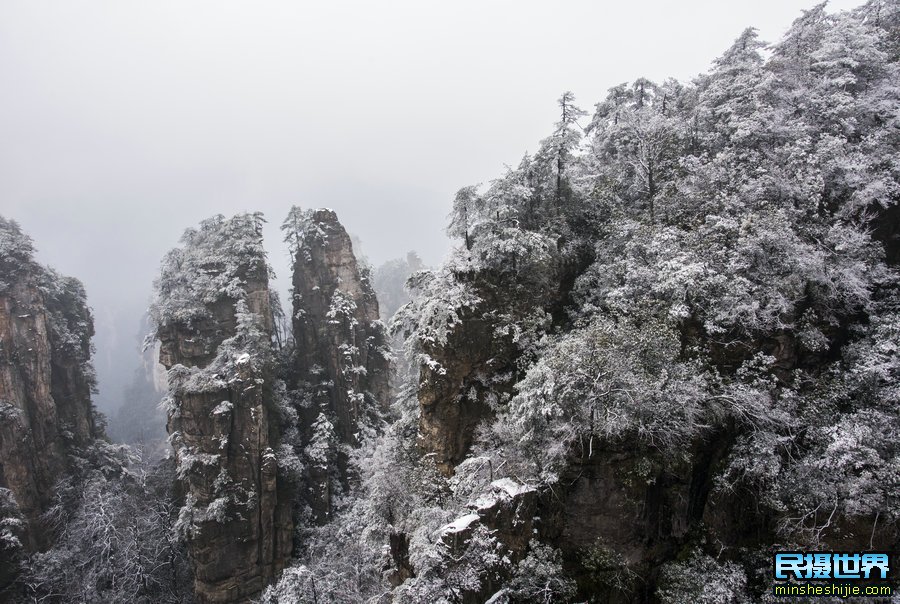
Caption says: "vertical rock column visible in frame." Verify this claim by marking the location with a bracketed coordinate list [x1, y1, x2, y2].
[0, 217, 98, 548]
[154, 213, 292, 604]
[0, 217, 100, 589]
[285, 208, 391, 520]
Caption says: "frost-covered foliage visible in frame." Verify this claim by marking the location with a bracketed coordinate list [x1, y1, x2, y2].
[396, 524, 511, 603]
[656, 550, 752, 604]
[0, 489, 24, 556]
[305, 413, 338, 468]
[392, 267, 483, 366]
[718, 305, 900, 545]
[0, 217, 36, 292]
[444, 0, 900, 504]
[281, 206, 328, 259]
[261, 419, 452, 603]
[496, 542, 575, 604]
[574, 215, 882, 338]
[0, 488, 26, 592]
[363, 3, 900, 602]
[0, 215, 99, 396]
[12, 448, 192, 604]
[197, 3, 900, 603]
[488, 543, 576, 604]
[487, 317, 711, 483]
[257, 565, 320, 604]
[151, 212, 270, 328]
[40, 268, 98, 392]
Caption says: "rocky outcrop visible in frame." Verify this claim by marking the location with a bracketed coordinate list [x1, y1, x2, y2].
[448, 478, 538, 559]
[434, 478, 539, 603]
[413, 257, 574, 476]
[533, 439, 727, 602]
[439, 427, 897, 603]
[417, 309, 517, 475]
[0, 217, 104, 597]
[0, 218, 99, 550]
[288, 208, 390, 438]
[153, 213, 292, 603]
[285, 208, 391, 521]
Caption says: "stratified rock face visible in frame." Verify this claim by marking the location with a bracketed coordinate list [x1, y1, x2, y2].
[153, 213, 292, 604]
[0, 217, 98, 549]
[288, 208, 391, 443]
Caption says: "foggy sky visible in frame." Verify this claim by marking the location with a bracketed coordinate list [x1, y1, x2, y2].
[0, 0, 865, 413]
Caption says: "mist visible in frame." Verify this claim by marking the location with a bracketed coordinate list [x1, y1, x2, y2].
[0, 0, 864, 413]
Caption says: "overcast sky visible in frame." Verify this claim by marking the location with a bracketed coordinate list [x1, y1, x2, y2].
[0, 0, 865, 412]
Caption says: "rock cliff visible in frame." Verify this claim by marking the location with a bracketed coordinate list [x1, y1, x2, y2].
[0, 218, 99, 541]
[283, 208, 391, 521]
[287, 208, 390, 437]
[153, 213, 292, 603]
[150, 209, 393, 601]
[0, 217, 101, 585]
[416, 307, 517, 475]
[411, 255, 571, 476]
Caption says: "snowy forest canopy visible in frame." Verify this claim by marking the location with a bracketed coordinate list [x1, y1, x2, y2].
[0, 1, 898, 603]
